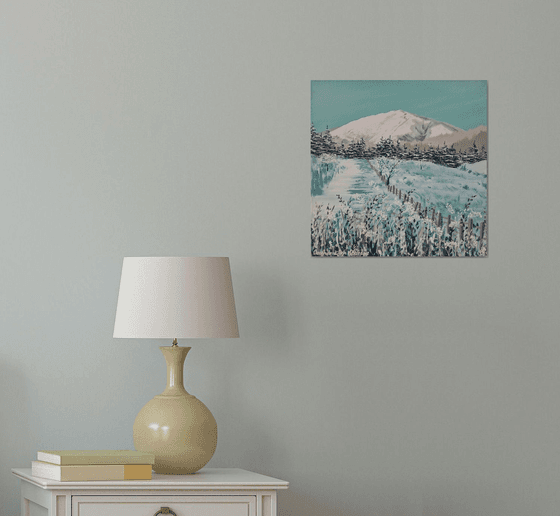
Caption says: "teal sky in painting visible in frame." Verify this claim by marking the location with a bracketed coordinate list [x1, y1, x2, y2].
[311, 81, 487, 132]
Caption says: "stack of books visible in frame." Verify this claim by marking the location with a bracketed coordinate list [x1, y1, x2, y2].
[31, 450, 155, 481]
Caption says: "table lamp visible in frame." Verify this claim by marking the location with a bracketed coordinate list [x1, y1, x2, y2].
[113, 257, 239, 474]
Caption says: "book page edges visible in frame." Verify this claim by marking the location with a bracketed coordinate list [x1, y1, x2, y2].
[123, 464, 152, 480]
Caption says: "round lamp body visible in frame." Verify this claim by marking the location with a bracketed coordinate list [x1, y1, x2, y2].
[133, 346, 217, 474]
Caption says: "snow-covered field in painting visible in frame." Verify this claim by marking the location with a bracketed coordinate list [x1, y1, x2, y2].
[312, 156, 487, 224]
[381, 158, 487, 223]
[311, 155, 488, 257]
[459, 160, 487, 175]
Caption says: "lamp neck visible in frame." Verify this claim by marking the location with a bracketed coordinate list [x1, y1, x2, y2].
[159, 345, 191, 396]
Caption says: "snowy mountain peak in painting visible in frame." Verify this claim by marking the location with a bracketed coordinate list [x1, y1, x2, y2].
[330, 110, 462, 145]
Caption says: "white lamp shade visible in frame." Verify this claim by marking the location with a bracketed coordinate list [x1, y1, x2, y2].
[113, 257, 239, 339]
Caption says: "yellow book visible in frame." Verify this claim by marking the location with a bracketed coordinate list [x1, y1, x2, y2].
[37, 450, 155, 466]
[31, 461, 152, 481]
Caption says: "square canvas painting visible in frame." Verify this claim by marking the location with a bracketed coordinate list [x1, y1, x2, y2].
[311, 80, 488, 257]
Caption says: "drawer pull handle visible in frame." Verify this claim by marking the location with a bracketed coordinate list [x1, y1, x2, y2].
[154, 508, 177, 516]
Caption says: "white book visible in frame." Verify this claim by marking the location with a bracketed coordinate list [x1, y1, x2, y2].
[37, 450, 155, 466]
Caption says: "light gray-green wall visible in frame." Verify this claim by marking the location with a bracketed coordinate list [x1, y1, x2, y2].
[1, 1, 559, 515]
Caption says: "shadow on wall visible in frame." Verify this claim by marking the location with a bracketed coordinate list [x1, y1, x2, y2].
[234, 262, 300, 362]
[0, 360, 35, 516]
[207, 263, 296, 470]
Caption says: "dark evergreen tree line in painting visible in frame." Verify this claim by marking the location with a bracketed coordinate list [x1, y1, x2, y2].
[310, 124, 487, 167]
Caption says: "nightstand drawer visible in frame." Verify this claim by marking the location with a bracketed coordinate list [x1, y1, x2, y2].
[72, 495, 256, 516]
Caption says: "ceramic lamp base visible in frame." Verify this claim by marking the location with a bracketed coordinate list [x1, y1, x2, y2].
[133, 346, 217, 474]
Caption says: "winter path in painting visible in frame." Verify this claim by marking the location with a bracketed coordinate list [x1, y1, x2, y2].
[311, 81, 488, 257]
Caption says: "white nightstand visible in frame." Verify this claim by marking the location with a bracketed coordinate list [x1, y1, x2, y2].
[12, 467, 288, 516]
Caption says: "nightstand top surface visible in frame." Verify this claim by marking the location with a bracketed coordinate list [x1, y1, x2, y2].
[12, 467, 289, 491]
